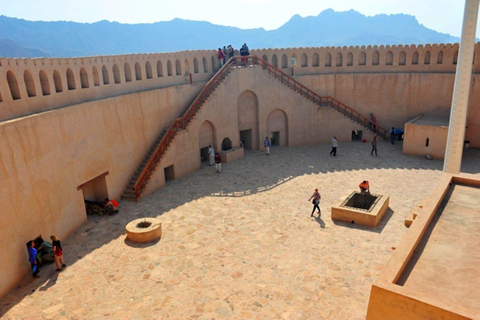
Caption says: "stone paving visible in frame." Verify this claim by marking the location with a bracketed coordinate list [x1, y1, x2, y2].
[1, 141, 480, 319]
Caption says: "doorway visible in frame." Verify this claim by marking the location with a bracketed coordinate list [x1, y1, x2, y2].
[200, 146, 209, 163]
[352, 130, 363, 141]
[77, 171, 109, 218]
[271, 131, 280, 146]
[240, 129, 253, 150]
[164, 165, 175, 182]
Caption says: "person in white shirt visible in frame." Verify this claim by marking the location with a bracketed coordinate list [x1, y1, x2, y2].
[208, 145, 215, 166]
[330, 136, 338, 156]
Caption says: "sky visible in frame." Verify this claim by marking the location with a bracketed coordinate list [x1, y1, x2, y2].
[0, 0, 477, 37]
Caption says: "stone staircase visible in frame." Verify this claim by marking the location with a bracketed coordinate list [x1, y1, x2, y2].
[122, 56, 387, 201]
[121, 60, 234, 201]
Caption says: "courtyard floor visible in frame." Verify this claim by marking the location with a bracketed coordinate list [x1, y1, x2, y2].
[1, 141, 480, 319]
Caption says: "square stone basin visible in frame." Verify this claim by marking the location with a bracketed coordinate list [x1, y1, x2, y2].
[331, 190, 390, 227]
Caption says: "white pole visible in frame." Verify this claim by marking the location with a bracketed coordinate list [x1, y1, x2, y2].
[443, 0, 479, 173]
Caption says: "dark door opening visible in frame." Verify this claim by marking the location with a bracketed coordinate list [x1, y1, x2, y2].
[352, 130, 363, 141]
[240, 129, 253, 150]
[164, 165, 175, 182]
[200, 147, 209, 163]
[271, 131, 280, 146]
[77, 171, 109, 218]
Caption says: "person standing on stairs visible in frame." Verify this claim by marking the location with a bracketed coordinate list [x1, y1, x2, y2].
[218, 48, 225, 66]
[370, 113, 377, 133]
[208, 145, 215, 166]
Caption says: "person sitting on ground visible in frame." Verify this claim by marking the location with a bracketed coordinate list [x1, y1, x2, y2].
[359, 180, 370, 194]
[103, 198, 119, 215]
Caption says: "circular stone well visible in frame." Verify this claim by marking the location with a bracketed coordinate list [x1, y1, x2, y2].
[126, 218, 162, 242]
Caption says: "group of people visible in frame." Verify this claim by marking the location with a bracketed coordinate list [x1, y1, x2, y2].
[27, 234, 66, 278]
[217, 43, 250, 66]
[207, 145, 222, 173]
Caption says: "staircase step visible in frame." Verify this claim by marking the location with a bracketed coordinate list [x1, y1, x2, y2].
[121, 194, 138, 201]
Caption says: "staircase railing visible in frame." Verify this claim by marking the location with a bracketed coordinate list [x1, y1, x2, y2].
[132, 58, 236, 198]
[132, 55, 387, 199]
[245, 56, 387, 138]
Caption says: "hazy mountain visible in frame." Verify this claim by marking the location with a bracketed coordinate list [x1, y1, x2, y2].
[0, 39, 50, 58]
[0, 9, 459, 58]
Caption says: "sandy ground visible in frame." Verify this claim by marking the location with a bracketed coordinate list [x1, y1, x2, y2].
[1, 141, 479, 319]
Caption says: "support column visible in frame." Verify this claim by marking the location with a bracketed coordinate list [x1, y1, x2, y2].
[444, 0, 480, 173]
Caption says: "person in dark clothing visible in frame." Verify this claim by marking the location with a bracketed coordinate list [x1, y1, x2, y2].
[308, 188, 321, 217]
[371, 136, 378, 156]
[215, 153, 222, 173]
[389, 127, 396, 145]
[50, 234, 66, 271]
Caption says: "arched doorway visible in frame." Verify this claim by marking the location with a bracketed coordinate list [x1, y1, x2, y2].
[198, 120, 216, 163]
[267, 109, 288, 147]
[237, 90, 259, 150]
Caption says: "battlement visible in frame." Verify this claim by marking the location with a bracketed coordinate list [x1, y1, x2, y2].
[253, 43, 466, 75]
[0, 43, 476, 121]
[0, 50, 218, 121]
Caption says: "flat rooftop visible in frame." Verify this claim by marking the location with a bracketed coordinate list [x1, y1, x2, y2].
[1, 142, 479, 319]
[407, 114, 450, 127]
[397, 183, 480, 315]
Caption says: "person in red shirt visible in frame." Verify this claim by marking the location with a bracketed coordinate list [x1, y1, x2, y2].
[215, 153, 222, 173]
[218, 48, 225, 66]
[359, 180, 370, 193]
[103, 198, 119, 215]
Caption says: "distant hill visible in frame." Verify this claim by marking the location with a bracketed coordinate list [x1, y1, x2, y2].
[0, 9, 459, 58]
[0, 39, 49, 58]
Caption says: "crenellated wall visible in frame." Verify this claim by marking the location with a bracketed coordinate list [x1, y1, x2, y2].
[252, 43, 474, 75]
[0, 50, 219, 121]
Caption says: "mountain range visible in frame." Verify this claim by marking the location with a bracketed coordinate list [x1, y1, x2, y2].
[0, 9, 459, 58]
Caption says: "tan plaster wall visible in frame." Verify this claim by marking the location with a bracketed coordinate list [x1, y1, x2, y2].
[403, 123, 449, 159]
[0, 51, 218, 121]
[0, 82, 203, 299]
[2, 45, 480, 298]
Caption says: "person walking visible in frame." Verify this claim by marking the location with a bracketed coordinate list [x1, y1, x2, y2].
[330, 136, 338, 156]
[371, 136, 378, 156]
[264, 137, 271, 155]
[308, 188, 321, 217]
[215, 153, 222, 173]
[389, 127, 396, 145]
[208, 145, 215, 166]
[50, 234, 66, 271]
[27, 240, 39, 278]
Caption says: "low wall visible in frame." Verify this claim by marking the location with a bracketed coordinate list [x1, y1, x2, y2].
[366, 174, 480, 319]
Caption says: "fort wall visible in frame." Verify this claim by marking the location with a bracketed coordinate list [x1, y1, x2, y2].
[0, 50, 218, 121]
[0, 82, 204, 299]
[1, 43, 480, 298]
[2, 43, 479, 122]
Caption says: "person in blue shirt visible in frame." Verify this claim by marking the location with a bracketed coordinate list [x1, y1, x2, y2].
[27, 240, 39, 278]
[264, 137, 271, 155]
[389, 127, 396, 145]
